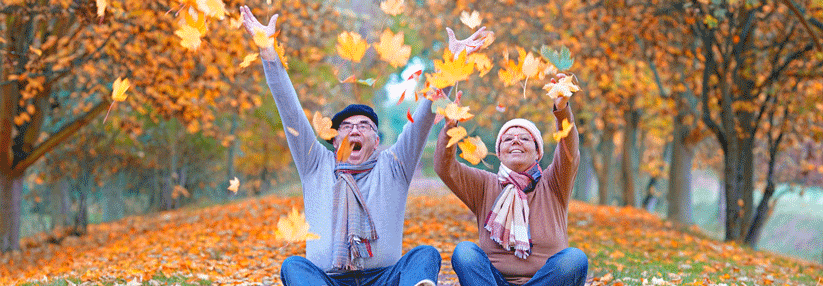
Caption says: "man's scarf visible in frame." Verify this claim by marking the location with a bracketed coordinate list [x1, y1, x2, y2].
[330, 152, 380, 272]
[484, 162, 542, 259]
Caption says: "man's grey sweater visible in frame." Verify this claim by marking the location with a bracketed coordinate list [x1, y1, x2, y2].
[263, 59, 436, 271]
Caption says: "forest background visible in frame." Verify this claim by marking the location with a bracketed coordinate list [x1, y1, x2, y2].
[1, 0, 822, 283]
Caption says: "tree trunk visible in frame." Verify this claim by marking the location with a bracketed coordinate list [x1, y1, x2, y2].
[738, 136, 756, 239]
[573, 139, 594, 202]
[594, 127, 616, 205]
[723, 142, 742, 241]
[621, 103, 639, 207]
[1, 173, 23, 252]
[102, 172, 125, 222]
[667, 115, 695, 226]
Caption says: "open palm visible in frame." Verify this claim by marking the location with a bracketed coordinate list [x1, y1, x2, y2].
[446, 26, 489, 57]
[240, 5, 277, 38]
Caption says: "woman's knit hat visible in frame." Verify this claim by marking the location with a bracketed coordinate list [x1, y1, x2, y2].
[495, 118, 544, 161]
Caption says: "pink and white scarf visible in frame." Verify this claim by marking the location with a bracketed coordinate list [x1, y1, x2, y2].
[484, 162, 541, 259]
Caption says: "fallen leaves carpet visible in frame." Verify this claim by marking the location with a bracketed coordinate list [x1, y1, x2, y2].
[1, 186, 821, 285]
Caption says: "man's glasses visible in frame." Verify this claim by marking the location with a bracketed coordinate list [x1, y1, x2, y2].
[338, 122, 375, 133]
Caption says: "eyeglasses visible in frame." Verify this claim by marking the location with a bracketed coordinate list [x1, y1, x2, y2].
[338, 122, 375, 133]
[501, 134, 534, 144]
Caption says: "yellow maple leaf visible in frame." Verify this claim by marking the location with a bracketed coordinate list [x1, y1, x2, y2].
[239, 53, 258, 68]
[380, 0, 405, 16]
[312, 111, 338, 140]
[336, 135, 353, 162]
[522, 52, 540, 78]
[275, 207, 320, 242]
[229, 13, 243, 29]
[253, 28, 274, 48]
[374, 29, 411, 68]
[543, 75, 580, 99]
[553, 119, 574, 142]
[498, 48, 526, 86]
[437, 102, 475, 122]
[96, 0, 107, 18]
[275, 39, 289, 70]
[196, 0, 227, 19]
[181, 9, 208, 35]
[460, 10, 482, 29]
[468, 53, 492, 77]
[111, 77, 130, 102]
[175, 25, 202, 50]
[336, 31, 369, 63]
[458, 136, 488, 165]
[428, 49, 474, 89]
[228, 177, 239, 193]
[446, 126, 467, 147]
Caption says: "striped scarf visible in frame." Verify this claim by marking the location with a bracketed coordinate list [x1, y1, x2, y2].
[484, 162, 542, 259]
[330, 152, 380, 272]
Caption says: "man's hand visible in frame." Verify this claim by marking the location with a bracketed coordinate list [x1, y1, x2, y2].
[446, 26, 491, 58]
[240, 5, 279, 60]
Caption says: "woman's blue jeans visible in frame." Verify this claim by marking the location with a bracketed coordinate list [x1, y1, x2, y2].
[451, 241, 588, 286]
[280, 245, 441, 286]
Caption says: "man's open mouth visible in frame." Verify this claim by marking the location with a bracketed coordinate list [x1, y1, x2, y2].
[352, 142, 363, 151]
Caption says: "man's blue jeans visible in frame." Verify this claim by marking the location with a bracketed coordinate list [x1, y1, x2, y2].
[280, 245, 441, 286]
[451, 241, 588, 286]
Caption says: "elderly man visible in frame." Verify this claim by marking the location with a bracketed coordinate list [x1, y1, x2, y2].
[239, 5, 490, 286]
[433, 77, 588, 286]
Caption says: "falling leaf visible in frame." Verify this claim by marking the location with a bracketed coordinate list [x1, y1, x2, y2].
[175, 25, 202, 50]
[380, 0, 405, 16]
[468, 53, 492, 77]
[239, 53, 258, 68]
[427, 49, 474, 89]
[172, 185, 190, 199]
[446, 126, 467, 147]
[356, 78, 377, 87]
[396, 90, 406, 105]
[275, 207, 320, 242]
[312, 111, 338, 140]
[553, 119, 573, 142]
[522, 52, 540, 78]
[437, 102, 474, 122]
[229, 13, 242, 29]
[374, 29, 411, 68]
[339, 74, 357, 83]
[540, 45, 574, 71]
[336, 31, 368, 63]
[96, 0, 107, 18]
[286, 126, 299, 136]
[253, 28, 274, 48]
[406, 108, 414, 123]
[111, 77, 130, 102]
[196, 0, 227, 19]
[460, 10, 482, 29]
[407, 69, 423, 80]
[228, 177, 239, 193]
[336, 135, 353, 162]
[543, 74, 580, 99]
[481, 31, 495, 49]
[458, 136, 488, 165]
[498, 48, 526, 86]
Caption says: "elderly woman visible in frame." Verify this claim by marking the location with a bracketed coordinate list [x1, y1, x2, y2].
[433, 87, 587, 286]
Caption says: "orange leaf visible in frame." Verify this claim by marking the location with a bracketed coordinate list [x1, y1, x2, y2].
[522, 52, 540, 78]
[458, 136, 488, 165]
[380, 0, 405, 16]
[437, 102, 474, 122]
[312, 111, 338, 140]
[239, 53, 258, 68]
[396, 90, 406, 105]
[407, 69, 422, 80]
[253, 28, 274, 48]
[336, 31, 368, 63]
[427, 49, 474, 89]
[175, 25, 202, 50]
[446, 126, 467, 147]
[227, 177, 239, 193]
[374, 29, 411, 68]
[406, 108, 414, 123]
[96, 0, 107, 18]
[275, 207, 320, 242]
[553, 119, 573, 142]
[468, 53, 492, 77]
[111, 77, 130, 102]
[543, 74, 580, 99]
[336, 135, 353, 162]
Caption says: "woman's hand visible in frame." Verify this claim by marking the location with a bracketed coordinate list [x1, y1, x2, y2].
[554, 73, 570, 110]
[446, 26, 490, 58]
[239, 5, 279, 60]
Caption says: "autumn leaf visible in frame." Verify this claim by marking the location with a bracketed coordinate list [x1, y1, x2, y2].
[437, 102, 474, 122]
[175, 25, 202, 50]
[286, 126, 299, 136]
[112, 77, 130, 102]
[239, 53, 258, 68]
[446, 126, 467, 147]
[427, 49, 474, 89]
[96, 0, 107, 18]
[407, 69, 422, 80]
[374, 29, 411, 68]
[336, 31, 368, 63]
[336, 135, 353, 162]
[522, 52, 540, 78]
[498, 47, 526, 86]
[311, 111, 338, 140]
[553, 119, 573, 141]
[275, 207, 320, 242]
[195, 0, 227, 19]
[458, 136, 488, 165]
[468, 53, 492, 77]
[540, 45, 574, 71]
[406, 108, 414, 123]
[543, 74, 580, 99]
[460, 10, 482, 29]
[253, 28, 274, 48]
[229, 13, 242, 29]
[396, 90, 406, 105]
[380, 0, 405, 16]
[356, 78, 377, 87]
[228, 177, 239, 193]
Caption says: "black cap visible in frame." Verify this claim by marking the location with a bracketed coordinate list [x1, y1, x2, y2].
[331, 104, 379, 129]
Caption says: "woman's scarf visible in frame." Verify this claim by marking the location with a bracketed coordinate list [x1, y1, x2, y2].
[484, 162, 542, 259]
[330, 152, 380, 272]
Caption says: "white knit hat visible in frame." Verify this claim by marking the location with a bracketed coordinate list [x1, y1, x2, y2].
[495, 118, 544, 161]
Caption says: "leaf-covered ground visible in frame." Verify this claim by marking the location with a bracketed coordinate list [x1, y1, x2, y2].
[1, 183, 821, 286]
